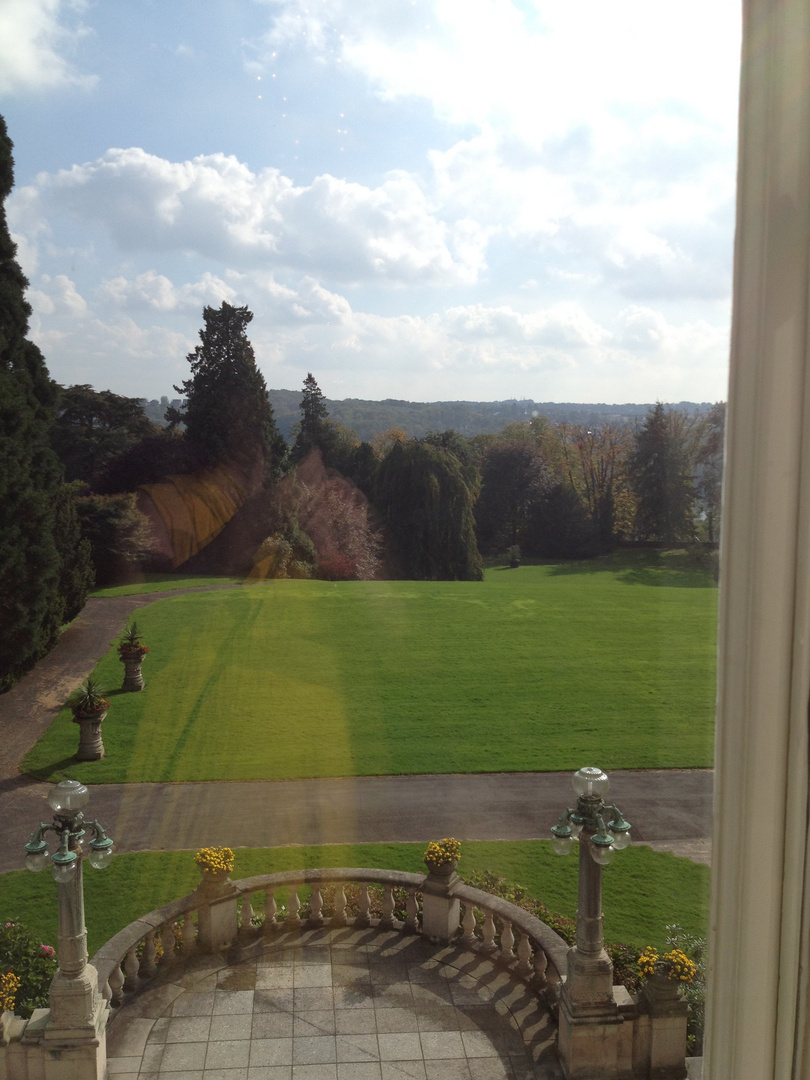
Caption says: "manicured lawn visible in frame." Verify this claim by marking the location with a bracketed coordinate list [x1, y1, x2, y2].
[91, 575, 244, 597]
[24, 555, 717, 783]
[0, 840, 709, 956]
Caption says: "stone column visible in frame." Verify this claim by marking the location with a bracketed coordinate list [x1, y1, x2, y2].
[421, 866, 461, 941]
[196, 875, 239, 953]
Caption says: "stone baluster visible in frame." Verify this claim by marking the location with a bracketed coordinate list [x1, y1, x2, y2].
[182, 911, 196, 953]
[101, 979, 112, 1006]
[380, 885, 395, 929]
[123, 944, 140, 990]
[356, 883, 371, 927]
[286, 887, 302, 929]
[481, 911, 497, 951]
[516, 931, 532, 974]
[461, 904, 477, 946]
[499, 920, 515, 962]
[310, 883, 324, 927]
[404, 888, 418, 932]
[161, 921, 177, 964]
[141, 933, 158, 977]
[532, 946, 548, 988]
[108, 962, 125, 1006]
[333, 884, 347, 926]
[241, 893, 255, 935]
[264, 889, 278, 933]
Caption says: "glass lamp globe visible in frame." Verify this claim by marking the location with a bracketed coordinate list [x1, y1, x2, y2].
[611, 829, 631, 851]
[89, 846, 113, 870]
[590, 841, 615, 866]
[47, 780, 90, 816]
[25, 849, 50, 873]
[572, 767, 610, 799]
[51, 859, 77, 883]
[551, 833, 575, 856]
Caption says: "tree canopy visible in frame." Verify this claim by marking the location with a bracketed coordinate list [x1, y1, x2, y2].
[375, 439, 483, 581]
[629, 402, 697, 544]
[51, 383, 156, 484]
[174, 302, 286, 475]
[0, 115, 92, 689]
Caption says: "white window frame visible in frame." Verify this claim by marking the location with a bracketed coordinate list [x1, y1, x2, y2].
[707, 1, 810, 1076]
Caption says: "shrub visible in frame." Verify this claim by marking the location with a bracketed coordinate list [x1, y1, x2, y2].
[665, 923, 707, 1055]
[0, 921, 57, 1019]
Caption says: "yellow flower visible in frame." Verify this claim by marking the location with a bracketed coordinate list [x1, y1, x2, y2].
[423, 837, 461, 867]
[195, 846, 235, 874]
[0, 972, 21, 1013]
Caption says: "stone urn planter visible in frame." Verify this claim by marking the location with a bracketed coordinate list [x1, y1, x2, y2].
[195, 847, 236, 899]
[118, 622, 148, 691]
[68, 678, 109, 761]
[423, 838, 462, 887]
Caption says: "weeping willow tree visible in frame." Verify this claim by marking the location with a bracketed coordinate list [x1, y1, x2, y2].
[375, 440, 482, 581]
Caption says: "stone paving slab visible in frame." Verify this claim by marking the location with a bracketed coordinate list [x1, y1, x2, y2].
[107, 928, 563, 1080]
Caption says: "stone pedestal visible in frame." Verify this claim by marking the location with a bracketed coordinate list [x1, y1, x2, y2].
[119, 651, 146, 692]
[72, 713, 105, 761]
[196, 877, 238, 954]
[636, 975, 689, 1079]
[421, 867, 460, 942]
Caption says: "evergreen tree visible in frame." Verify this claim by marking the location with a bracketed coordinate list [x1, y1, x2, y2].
[0, 116, 92, 689]
[174, 302, 286, 475]
[375, 440, 483, 581]
[291, 372, 331, 463]
[629, 402, 697, 544]
[51, 383, 156, 484]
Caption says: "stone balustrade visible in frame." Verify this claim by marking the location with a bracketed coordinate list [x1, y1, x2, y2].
[91, 867, 570, 1016]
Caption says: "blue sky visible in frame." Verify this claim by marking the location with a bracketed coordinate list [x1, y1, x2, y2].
[1, 0, 741, 404]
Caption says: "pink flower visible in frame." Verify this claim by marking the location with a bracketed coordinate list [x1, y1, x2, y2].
[40, 945, 55, 958]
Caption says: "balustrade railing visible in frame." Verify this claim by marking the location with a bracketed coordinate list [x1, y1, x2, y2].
[91, 867, 569, 1017]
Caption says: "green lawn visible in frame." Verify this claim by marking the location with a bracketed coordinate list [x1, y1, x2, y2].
[0, 840, 709, 957]
[24, 556, 717, 783]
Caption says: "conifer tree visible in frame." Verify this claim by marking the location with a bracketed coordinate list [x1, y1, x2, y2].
[0, 116, 92, 689]
[375, 440, 483, 581]
[629, 402, 697, 544]
[291, 372, 331, 463]
[174, 302, 286, 475]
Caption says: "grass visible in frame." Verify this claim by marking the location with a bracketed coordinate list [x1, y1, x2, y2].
[90, 574, 244, 597]
[23, 555, 717, 783]
[0, 840, 709, 957]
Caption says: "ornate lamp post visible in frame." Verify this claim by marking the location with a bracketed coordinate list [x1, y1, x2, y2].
[551, 767, 632, 1078]
[23, 779, 113, 1059]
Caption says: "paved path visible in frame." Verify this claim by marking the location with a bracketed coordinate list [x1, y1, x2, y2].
[0, 592, 713, 873]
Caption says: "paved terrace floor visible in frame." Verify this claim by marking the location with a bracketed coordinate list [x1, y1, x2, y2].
[107, 925, 562, 1080]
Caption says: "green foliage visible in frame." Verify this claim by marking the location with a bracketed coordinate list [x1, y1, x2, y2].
[375, 439, 483, 580]
[0, 116, 91, 691]
[95, 429, 203, 493]
[175, 302, 286, 474]
[629, 403, 697, 544]
[0, 920, 57, 1019]
[75, 492, 154, 586]
[528, 481, 597, 559]
[23, 557, 717, 783]
[50, 384, 155, 485]
[68, 676, 109, 716]
[476, 439, 549, 552]
[291, 372, 331, 463]
[665, 923, 707, 1054]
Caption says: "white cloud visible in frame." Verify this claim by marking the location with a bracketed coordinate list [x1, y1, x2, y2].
[31, 148, 483, 285]
[0, 0, 96, 96]
[98, 270, 237, 312]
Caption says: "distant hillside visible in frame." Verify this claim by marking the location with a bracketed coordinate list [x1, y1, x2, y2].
[143, 390, 714, 443]
[266, 391, 714, 443]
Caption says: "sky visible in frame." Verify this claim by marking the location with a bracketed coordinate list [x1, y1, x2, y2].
[0, 0, 741, 405]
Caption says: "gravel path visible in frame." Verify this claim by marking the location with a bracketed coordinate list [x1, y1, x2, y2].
[0, 591, 713, 873]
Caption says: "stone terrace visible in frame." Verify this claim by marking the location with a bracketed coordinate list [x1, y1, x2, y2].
[106, 925, 563, 1080]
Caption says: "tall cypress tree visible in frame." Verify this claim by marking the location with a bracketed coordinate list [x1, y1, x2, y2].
[0, 116, 92, 690]
[174, 302, 286, 475]
[291, 372, 331, 463]
[629, 402, 697, 544]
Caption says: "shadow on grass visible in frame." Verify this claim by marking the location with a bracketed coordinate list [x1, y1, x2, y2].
[545, 549, 718, 588]
[23, 756, 81, 781]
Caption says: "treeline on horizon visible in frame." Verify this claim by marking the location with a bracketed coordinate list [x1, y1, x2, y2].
[141, 391, 712, 445]
[0, 110, 723, 694]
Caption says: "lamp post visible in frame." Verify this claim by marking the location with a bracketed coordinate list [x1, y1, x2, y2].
[23, 779, 113, 1053]
[551, 767, 631, 1079]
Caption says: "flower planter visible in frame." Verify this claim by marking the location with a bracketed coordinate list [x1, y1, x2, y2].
[72, 709, 107, 761]
[424, 858, 459, 881]
[119, 648, 147, 692]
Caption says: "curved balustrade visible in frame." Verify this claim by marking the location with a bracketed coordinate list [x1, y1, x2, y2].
[91, 867, 569, 1016]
